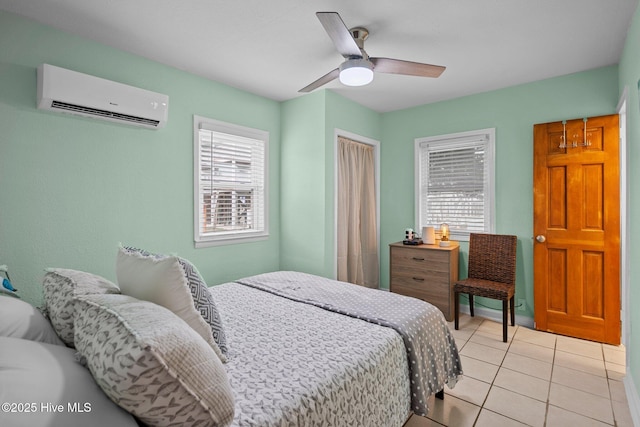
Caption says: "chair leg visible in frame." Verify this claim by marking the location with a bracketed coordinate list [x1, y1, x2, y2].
[502, 299, 508, 342]
[510, 296, 515, 326]
[469, 294, 475, 317]
[454, 291, 460, 330]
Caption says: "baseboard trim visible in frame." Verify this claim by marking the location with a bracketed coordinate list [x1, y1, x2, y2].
[457, 304, 534, 329]
[624, 374, 640, 426]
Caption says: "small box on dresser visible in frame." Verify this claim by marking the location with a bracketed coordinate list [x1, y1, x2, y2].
[389, 242, 459, 321]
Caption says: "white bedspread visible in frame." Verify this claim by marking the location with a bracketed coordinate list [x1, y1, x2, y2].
[210, 282, 411, 427]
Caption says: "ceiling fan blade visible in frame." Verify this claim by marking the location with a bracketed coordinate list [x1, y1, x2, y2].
[370, 57, 446, 78]
[316, 12, 362, 58]
[298, 68, 340, 93]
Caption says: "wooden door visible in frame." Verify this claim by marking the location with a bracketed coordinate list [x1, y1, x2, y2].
[533, 114, 620, 345]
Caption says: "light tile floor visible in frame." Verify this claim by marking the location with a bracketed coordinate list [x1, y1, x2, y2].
[412, 314, 633, 426]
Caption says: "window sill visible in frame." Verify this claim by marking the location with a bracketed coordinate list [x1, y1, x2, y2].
[195, 233, 269, 248]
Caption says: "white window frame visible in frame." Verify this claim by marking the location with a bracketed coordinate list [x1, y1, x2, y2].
[414, 128, 495, 241]
[193, 115, 269, 247]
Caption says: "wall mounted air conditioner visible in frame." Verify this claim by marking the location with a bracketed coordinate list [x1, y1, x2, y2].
[37, 64, 169, 129]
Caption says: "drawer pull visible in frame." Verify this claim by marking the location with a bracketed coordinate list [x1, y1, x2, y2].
[412, 277, 425, 282]
[412, 257, 425, 261]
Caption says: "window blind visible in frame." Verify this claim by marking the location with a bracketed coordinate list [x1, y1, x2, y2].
[417, 133, 493, 237]
[196, 123, 266, 243]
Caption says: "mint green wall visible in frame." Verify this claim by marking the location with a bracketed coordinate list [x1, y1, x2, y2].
[0, 11, 281, 305]
[279, 90, 381, 277]
[280, 91, 327, 275]
[618, 1, 640, 400]
[380, 66, 620, 318]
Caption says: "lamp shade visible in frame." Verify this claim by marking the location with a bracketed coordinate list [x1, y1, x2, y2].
[440, 223, 450, 241]
[339, 58, 374, 86]
[439, 223, 451, 247]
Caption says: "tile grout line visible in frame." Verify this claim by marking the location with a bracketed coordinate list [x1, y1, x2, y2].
[603, 342, 617, 426]
[468, 320, 523, 427]
[447, 317, 628, 427]
[471, 323, 503, 426]
[603, 343, 624, 427]
[543, 332, 558, 427]
[477, 323, 525, 427]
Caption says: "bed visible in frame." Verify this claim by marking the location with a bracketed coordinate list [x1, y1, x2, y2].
[217, 271, 462, 426]
[0, 249, 463, 427]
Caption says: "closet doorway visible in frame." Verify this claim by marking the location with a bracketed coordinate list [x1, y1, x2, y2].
[533, 114, 620, 345]
[334, 130, 380, 288]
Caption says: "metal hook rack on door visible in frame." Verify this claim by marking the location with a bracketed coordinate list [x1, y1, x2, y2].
[558, 118, 592, 149]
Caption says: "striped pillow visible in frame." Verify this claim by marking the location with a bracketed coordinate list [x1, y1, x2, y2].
[116, 246, 228, 360]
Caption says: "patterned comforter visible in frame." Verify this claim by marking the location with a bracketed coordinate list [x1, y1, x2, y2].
[210, 271, 462, 426]
[235, 271, 463, 417]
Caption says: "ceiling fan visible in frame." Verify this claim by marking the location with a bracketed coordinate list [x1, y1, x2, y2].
[299, 12, 446, 93]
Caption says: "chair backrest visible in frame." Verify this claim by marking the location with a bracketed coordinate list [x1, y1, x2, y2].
[467, 233, 517, 285]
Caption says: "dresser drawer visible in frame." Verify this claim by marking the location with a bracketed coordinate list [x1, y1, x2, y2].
[389, 242, 459, 321]
[391, 246, 449, 268]
[391, 275, 450, 300]
[391, 262, 449, 279]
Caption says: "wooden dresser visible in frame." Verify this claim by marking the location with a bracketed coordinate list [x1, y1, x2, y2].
[389, 242, 459, 321]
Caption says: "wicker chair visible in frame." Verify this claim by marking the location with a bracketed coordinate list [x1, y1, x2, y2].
[454, 233, 518, 342]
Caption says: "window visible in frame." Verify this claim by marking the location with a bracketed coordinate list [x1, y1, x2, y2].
[415, 128, 495, 241]
[194, 116, 268, 247]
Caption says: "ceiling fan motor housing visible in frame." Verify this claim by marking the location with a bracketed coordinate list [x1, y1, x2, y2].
[349, 27, 369, 51]
[339, 58, 374, 86]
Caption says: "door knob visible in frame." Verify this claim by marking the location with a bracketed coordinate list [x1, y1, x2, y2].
[536, 235, 546, 243]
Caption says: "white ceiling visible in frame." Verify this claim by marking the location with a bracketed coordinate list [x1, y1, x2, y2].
[1, 0, 637, 112]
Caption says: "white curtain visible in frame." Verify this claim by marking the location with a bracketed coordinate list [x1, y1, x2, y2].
[337, 136, 379, 288]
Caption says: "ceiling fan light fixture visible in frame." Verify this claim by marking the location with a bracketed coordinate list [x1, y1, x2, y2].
[339, 58, 374, 87]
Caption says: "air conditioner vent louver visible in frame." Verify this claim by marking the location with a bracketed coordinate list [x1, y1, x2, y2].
[37, 64, 169, 129]
[51, 101, 161, 127]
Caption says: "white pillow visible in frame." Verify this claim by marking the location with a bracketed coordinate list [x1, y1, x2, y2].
[116, 246, 226, 361]
[0, 297, 64, 346]
[73, 293, 235, 426]
[0, 336, 138, 427]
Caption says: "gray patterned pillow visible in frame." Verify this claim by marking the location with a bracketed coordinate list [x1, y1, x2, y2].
[42, 268, 120, 347]
[73, 293, 235, 427]
[117, 246, 228, 360]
